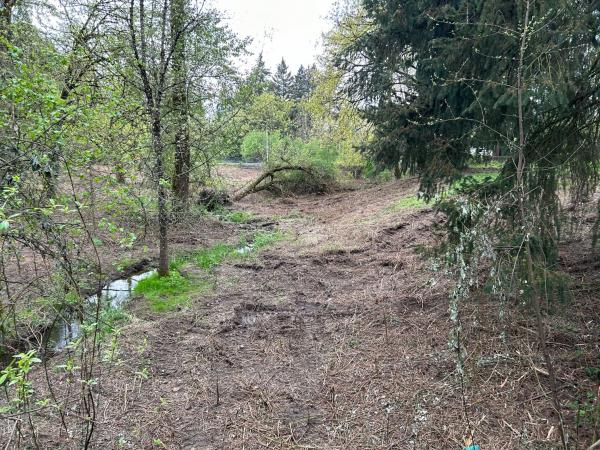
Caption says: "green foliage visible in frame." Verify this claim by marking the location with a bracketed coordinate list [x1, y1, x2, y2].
[267, 139, 340, 194]
[251, 230, 284, 249]
[133, 271, 197, 313]
[220, 210, 254, 224]
[387, 196, 426, 212]
[586, 366, 600, 382]
[194, 243, 235, 269]
[98, 306, 132, 332]
[468, 160, 504, 171]
[241, 130, 283, 161]
[135, 231, 284, 312]
[385, 172, 499, 213]
[247, 52, 271, 95]
[215, 52, 371, 177]
[272, 58, 294, 99]
[338, 0, 600, 266]
[291, 64, 316, 101]
[568, 391, 599, 428]
[0, 350, 41, 412]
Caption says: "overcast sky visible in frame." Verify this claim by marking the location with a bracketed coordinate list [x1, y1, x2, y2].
[214, 0, 336, 73]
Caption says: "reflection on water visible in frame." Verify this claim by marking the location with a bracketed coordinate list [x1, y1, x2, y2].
[89, 270, 156, 309]
[48, 270, 156, 350]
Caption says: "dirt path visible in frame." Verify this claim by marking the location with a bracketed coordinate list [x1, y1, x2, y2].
[86, 174, 462, 449]
[21, 168, 600, 449]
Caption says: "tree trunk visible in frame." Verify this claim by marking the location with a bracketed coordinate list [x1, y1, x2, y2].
[516, 3, 565, 447]
[152, 112, 170, 277]
[170, 0, 190, 210]
[233, 165, 312, 201]
[393, 162, 401, 180]
[0, 0, 15, 46]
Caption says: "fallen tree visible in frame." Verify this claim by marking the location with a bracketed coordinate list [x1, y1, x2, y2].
[233, 165, 317, 201]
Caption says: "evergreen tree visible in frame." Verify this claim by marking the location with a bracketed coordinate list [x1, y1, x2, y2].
[338, 3, 600, 442]
[248, 51, 271, 95]
[291, 64, 315, 100]
[271, 58, 294, 99]
[339, 0, 600, 209]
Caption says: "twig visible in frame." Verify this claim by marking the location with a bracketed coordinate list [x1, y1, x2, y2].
[4, 420, 17, 450]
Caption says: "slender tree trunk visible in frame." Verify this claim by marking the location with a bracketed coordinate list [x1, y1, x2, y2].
[170, 0, 190, 210]
[152, 112, 170, 277]
[393, 161, 401, 180]
[129, 0, 170, 277]
[516, 3, 566, 447]
[0, 0, 15, 46]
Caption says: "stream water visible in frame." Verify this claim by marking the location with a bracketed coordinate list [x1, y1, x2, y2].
[48, 241, 263, 350]
[48, 270, 156, 350]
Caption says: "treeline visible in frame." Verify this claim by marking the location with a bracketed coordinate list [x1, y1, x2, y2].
[213, 53, 371, 178]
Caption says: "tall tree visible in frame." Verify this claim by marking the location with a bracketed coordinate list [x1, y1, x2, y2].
[338, 0, 600, 443]
[291, 64, 315, 100]
[170, 0, 190, 209]
[248, 51, 271, 95]
[126, 0, 174, 276]
[339, 0, 600, 216]
[271, 57, 293, 99]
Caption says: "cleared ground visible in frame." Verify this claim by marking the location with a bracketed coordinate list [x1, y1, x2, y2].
[8, 166, 599, 449]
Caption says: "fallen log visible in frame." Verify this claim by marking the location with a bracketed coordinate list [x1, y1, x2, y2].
[233, 165, 314, 201]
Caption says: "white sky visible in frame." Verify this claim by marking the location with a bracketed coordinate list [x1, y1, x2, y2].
[214, 0, 336, 73]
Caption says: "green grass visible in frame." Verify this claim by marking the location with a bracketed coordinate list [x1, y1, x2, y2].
[386, 196, 427, 212]
[459, 171, 500, 184]
[223, 210, 255, 223]
[138, 231, 285, 313]
[192, 230, 284, 269]
[446, 171, 500, 196]
[93, 306, 133, 333]
[194, 243, 236, 269]
[133, 271, 205, 313]
[384, 172, 500, 214]
[211, 208, 255, 224]
[251, 230, 284, 249]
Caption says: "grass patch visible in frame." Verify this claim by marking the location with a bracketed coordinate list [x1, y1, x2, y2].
[139, 231, 285, 313]
[193, 230, 285, 267]
[446, 171, 500, 196]
[384, 172, 499, 214]
[251, 230, 284, 249]
[460, 171, 500, 184]
[133, 271, 204, 313]
[386, 196, 427, 212]
[221, 210, 255, 224]
[195, 243, 236, 269]
[98, 306, 132, 331]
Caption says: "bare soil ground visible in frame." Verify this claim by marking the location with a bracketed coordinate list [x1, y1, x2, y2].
[4, 166, 599, 449]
